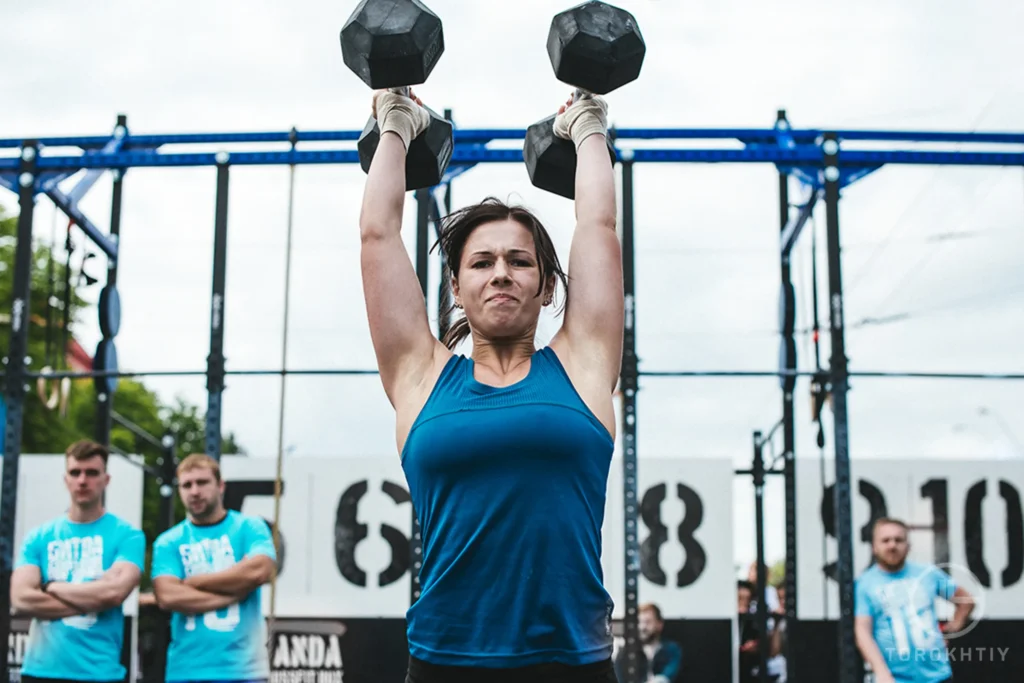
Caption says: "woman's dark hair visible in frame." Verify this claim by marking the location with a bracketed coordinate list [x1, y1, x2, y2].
[432, 196, 568, 350]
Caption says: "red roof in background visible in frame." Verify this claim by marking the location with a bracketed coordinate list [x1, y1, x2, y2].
[66, 337, 92, 372]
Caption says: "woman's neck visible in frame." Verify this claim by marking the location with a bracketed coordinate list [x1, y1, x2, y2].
[471, 338, 536, 374]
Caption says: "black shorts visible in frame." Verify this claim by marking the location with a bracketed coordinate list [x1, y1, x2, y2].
[406, 656, 617, 683]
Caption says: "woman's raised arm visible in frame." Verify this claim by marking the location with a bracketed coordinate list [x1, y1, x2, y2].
[359, 91, 445, 406]
[554, 95, 624, 392]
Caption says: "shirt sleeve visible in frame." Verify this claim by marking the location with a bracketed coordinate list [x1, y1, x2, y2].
[114, 526, 147, 571]
[932, 565, 958, 601]
[14, 526, 43, 570]
[655, 641, 683, 681]
[854, 577, 875, 618]
[151, 534, 184, 580]
[243, 516, 278, 561]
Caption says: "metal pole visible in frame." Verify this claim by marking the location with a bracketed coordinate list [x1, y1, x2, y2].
[410, 188, 430, 607]
[619, 156, 642, 683]
[0, 141, 39, 683]
[150, 433, 177, 683]
[753, 431, 770, 683]
[96, 114, 126, 446]
[429, 190, 451, 342]
[415, 188, 430, 294]
[204, 159, 230, 460]
[158, 435, 178, 533]
[776, 109, 798, 683]
[435, 108, 454, 342]
[822, 133, 857, 683]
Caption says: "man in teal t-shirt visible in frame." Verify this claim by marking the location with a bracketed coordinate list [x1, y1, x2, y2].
[11, 440, 146, 683]
[152, 453, 277, 683]
[855, 517, 976, 683]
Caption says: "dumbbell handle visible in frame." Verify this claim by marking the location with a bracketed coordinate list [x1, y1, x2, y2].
[388, 86, 413, 97]
[571, 87, 595, 103]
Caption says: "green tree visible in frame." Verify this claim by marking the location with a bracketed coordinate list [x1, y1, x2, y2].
[769, 559, 786, 588]
[0, 203, 90, 450]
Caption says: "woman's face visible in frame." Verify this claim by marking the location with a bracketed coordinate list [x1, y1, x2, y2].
[453, 219, 552, 341]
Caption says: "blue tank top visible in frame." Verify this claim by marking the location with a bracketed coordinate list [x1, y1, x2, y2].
[401, 346, 616, 668]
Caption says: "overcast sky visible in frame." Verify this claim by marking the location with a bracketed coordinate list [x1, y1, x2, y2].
[2, 0, 1022, 577]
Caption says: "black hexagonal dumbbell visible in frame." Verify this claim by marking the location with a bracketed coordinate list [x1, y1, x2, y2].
[340, 0, 453, 190]
[523, 1, 646, 199]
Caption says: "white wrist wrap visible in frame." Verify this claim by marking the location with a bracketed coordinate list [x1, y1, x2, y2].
[375, 91, 431, 151]
[553, 95, 609, 149]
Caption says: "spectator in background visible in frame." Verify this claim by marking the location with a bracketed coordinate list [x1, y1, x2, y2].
[771, 583, 789, 683]
[745, 562, 786, 682]
[10, 440, 146, 683]
[747, 562, 780, 614]
[738, 578, 785, 683]
[151, 453, 277, 683]
[737, 580, 762, 683]
[854, 517, 974, 683]
[614, 602, 682, 682]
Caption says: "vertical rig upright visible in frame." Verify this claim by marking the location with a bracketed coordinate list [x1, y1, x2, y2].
[205, 157, 230, 461]
[619, 152, 642, 683]
[410, 187, 432, 607]
[0, 141, 39, 683]
[436, 109, 455, 342]
[95, 114, 128, 447]
[821, 133, 858, 683]
[752, 431, 770, 683]
[777, 109, 799, 683]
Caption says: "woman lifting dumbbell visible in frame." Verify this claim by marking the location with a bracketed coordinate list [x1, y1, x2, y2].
[346, 0, 644, 680]
[361, 86, 622, 683]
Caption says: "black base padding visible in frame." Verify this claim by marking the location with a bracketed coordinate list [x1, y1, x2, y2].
[790, 619, 1024, 683]
[659, 618, 733, 683]
[267, 618, 409, 683]
[260, 617, 734, 683]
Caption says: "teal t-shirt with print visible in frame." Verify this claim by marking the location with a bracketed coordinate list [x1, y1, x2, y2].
[151, 510, 277, 682]
[15, 512, 145, 681]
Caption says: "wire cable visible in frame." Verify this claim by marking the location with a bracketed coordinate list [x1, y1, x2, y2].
[267, 129, 298, 648]
[843, 95, 999, 294]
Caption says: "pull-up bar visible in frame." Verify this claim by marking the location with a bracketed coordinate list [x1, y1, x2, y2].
[2, 126, 1024, 148]
[2, 125, 1024, 172]
[3, 146, 1024, 170]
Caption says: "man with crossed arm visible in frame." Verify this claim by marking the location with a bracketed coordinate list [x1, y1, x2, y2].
[855, 517, 975, 683]
[151, 453, 277, 683]
[11, 440, 145, 683]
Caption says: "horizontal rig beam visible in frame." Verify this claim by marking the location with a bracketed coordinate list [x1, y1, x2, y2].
[2, 148, 1023, 172]
[2, 128, 1024, 149]
[11, 368, 1024, 381]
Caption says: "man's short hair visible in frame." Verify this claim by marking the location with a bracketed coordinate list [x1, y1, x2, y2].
[638, 602, 663, 622]
[872, 516, 908, 539]
[737, 580, 755, 593]
[65, 439, 109, 466]
[176, 453, 222, 482]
